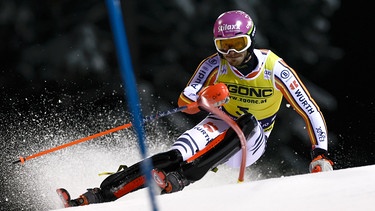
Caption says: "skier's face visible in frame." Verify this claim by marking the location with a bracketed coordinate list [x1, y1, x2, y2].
[222, 50, 249, 67]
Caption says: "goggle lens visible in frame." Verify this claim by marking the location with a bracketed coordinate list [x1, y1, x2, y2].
[214, 35, 251, 54]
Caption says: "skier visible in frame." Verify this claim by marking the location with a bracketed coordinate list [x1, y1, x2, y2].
[57, 10, 333, 207]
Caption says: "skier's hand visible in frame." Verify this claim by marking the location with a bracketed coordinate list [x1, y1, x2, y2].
[309, 148, 333, 173]
[198, 83, 229, 107]
[178, 83, 229, 114]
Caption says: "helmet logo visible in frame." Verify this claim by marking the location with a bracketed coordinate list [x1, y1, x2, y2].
[217, 23, 241, 33]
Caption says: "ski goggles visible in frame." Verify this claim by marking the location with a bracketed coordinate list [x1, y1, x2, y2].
[214, 35, 252, 54]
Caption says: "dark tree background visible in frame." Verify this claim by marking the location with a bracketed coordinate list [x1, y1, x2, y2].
[1, 0, 374, 210]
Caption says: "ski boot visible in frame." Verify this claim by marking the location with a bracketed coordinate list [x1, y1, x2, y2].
[56, 188, 102, 207]
[151, 169, 190, 194]
[56, 188, 81, 207]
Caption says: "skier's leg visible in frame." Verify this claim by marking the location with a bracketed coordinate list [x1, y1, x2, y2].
[180, 113, 260, 182]
[99, 148, 184, 201]
[104, 113, 263, 197]
[63, 149, 183, 206]
[153, 113, 259, 194]
[224, 116, 267, 168]
[59, 113, 262, 206]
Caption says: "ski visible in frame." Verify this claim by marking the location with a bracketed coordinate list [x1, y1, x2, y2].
[56, 188, 71, 208]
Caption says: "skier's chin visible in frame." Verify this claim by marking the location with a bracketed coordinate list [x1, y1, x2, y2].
[226, 57, 244, 66]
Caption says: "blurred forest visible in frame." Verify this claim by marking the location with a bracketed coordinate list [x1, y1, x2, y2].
[0, 0, 374, 206]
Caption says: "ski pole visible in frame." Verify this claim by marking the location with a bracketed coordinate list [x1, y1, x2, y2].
[12, 102, 198, 165]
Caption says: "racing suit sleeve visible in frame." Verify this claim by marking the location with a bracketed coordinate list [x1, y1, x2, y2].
[274, 59, 328, 151]
[178, 54, 219, 114]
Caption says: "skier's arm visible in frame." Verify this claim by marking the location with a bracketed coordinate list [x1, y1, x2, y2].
[274, 59, 333, 172]
[178, 54, 220, 114]
[178, 86, 201, 114]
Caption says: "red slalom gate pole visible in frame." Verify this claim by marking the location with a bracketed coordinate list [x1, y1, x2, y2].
[197, 96, 247, 183]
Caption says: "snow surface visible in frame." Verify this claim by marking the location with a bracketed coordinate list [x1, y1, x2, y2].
[52, 164, 375, 211]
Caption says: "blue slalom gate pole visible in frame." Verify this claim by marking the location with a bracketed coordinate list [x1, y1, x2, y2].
[105, 1, 158, 210]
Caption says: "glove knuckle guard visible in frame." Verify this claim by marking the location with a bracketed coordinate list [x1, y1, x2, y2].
[309, 159, 333, 173]
[199, 83, 229, 106]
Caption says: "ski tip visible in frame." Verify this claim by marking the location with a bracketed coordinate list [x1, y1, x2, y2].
[56, 188, 66, 192]
[56, 188, 69, 197]
[56, 188, 71, 208]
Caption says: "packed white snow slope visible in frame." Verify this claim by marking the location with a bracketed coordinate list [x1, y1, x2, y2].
[53, 164, 375, 211]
